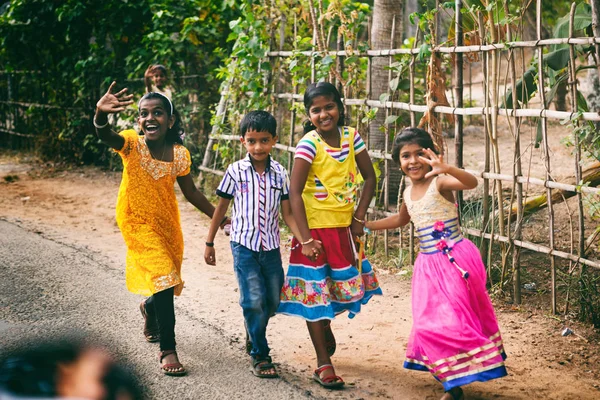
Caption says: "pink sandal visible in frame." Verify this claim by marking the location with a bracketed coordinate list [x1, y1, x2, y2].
[313, 364, 344, 389]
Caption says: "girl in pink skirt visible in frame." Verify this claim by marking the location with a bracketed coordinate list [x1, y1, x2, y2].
[366, 127, 507, 400]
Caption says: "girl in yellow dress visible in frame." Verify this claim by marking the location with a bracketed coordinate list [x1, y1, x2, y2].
[93, 82, 224, 376]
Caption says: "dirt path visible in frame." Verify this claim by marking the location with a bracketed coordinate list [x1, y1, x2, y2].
[1, 153, 599, 399]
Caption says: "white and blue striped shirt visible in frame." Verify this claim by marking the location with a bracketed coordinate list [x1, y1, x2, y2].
[216, 154, 290, 252]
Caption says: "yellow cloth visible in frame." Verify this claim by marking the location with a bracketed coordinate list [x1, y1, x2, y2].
[301, 127, 359, 229]
[115, 130, 191, 296]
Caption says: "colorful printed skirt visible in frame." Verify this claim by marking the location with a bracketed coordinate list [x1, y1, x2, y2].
[278, 227, 382, 321]
[404, 237, 507, 390]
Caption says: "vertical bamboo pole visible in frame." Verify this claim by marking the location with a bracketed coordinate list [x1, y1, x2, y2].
[383, 16, 397, 257]
[486, 4, 508, 284]
[336, 30, 344, 95]
[454, 0, 464, 213]
[567, 2, 586, 315]
[407, 27, 420, 265]
[536, 0, 557, 314]
[504, 1, 524, 304]
[590, 0, 600, 78]
[288, 17, 298, 172]
[468, 62, 472, 125]
[199, 82, 230, 184]
[478, 12, 492, 282]
[311, 19, 317, 83]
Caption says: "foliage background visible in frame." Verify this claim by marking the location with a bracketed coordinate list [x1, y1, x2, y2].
[0, 0, 239, 168]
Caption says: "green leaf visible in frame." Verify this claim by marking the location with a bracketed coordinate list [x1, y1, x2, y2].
[322, 55, 334, 65]
[417, 43, 430, 62]
[545, 47, 570, 71]
[535, 118, 543, 148]
[389, 77, 399, 91]
[577, 90, 589, 112]
[505, 66, 536, 108]
[553, 3, 592, 38]
[385, 115, 399, 125]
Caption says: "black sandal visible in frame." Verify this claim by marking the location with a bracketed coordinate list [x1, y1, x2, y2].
[140, 300, 160, 343]
[252, 356, 278, 379]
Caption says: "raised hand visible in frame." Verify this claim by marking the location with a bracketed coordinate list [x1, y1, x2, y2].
[419, 148, 449, 178]
[96, 81, 134, 115]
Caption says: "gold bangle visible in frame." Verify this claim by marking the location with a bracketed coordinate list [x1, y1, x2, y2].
[300, 237, 314, 245]
[353, 215, 365, 224]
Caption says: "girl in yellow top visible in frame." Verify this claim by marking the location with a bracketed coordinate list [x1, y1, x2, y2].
[278, 82, 383, 389]
[93, 82, 224, 376]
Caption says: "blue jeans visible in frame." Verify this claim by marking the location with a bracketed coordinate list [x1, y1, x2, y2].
[231, 242, 284, 359]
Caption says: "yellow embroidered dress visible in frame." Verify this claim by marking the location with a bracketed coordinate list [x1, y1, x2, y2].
[115, 130, 191, 296]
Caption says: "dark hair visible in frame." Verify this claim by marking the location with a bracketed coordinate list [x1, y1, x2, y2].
[240, 110, 277, 137]
[0, 339, 82, 396]
[150, 64, 168, 76]
[302, 82, 345, 133]
[0, 338, 143, 400]
[391, 127, 438, 164]
[138, 92, 184, 145]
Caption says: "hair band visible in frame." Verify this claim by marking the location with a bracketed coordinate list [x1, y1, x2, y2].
[138, 92, 173, 115]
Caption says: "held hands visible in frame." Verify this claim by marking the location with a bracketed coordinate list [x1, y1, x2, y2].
[96, 81, 134, 115]
[350, 218, 365, 239]
[419, 148, 450, 179]
[301, 238, 323, 262]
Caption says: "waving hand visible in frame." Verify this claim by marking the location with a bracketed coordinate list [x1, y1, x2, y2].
[96, 81, 134, 115]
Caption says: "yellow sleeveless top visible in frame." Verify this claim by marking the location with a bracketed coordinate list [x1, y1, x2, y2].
[301, 127, 360, 229]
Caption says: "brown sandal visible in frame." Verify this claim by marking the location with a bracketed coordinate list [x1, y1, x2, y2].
[159, 350, 186, 376]
[140, 300, 160, 343]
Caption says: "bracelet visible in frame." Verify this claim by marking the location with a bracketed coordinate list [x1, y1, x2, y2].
[300, 237, 314, 246]
[93, 118, 109, 129]
[353, 215, 365, 224]
[205, 242, 214, 247]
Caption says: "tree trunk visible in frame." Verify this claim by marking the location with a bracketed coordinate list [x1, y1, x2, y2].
[370, 0, 405, 206]
[370, 0, 405, 149]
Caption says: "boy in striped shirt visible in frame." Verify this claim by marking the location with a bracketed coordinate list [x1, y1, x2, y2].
[204, 111, 304, 379]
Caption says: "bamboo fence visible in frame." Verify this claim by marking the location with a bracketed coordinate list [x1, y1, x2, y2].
[200, 0, 600, 314]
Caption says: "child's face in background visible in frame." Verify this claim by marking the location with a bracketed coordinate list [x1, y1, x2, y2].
[399, 143, 431, 181]
[152, 70, 167, 90]
[241, 129, 277, 164]
[138, 98, 174, 142]
[56, 348, 112, 400]
[308, 95, 340, 136]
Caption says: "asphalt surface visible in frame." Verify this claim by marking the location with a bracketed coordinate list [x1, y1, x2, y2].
[0, 220, 317, 400]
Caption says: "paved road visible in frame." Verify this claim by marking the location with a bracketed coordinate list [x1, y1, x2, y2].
[0, 220, 316, 400]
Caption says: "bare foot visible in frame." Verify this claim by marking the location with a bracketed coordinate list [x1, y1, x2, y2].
[441, 387, 464, 400]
